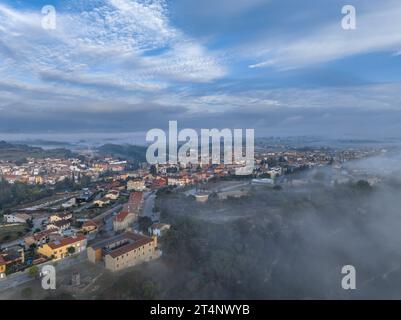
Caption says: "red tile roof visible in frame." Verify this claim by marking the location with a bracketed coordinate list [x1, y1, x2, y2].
[113, 210, 130, 222]
[48, 235, 86, 250]
[128, 191, 143, 205]
[82, 220, 100, 228]
[106, 233, 154, 258]
[0, 255, 6, 266]
[33, 229, 57, 241]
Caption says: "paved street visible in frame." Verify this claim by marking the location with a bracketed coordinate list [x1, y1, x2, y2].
[141, 191, 158, 222]
[0, 251, 87, 292]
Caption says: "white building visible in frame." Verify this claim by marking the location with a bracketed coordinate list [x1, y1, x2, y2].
[3, 213, 31, 224]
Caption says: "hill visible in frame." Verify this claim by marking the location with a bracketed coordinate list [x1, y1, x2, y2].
[0, 141, 75, 162]
[96, 144, 147, 162]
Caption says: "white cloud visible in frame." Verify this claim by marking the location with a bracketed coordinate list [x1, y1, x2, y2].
[0, 0, 226, 112]
[249, 0, 401, 69]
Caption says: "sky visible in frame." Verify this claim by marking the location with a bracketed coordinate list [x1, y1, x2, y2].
[1, 0, 401, 140]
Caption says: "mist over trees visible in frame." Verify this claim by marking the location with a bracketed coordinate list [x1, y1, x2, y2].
[138, 150, 401, 299]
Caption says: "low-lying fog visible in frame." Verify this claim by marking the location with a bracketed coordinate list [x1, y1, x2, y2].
[154, 150, 401, 299]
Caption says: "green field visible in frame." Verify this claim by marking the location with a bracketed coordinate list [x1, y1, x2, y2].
[0, 223, 27, 243]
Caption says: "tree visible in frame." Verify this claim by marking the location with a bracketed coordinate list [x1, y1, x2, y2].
[142, 280, 158, 299]
[28, 266, 39, 278]
[150, 165, 157, 176]
[354, 180, 372, 191]
[138, 216, 153, 234]
[67, 246, 76, 255]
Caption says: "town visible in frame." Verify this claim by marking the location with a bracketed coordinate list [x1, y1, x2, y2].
[0, 141, 384, 287]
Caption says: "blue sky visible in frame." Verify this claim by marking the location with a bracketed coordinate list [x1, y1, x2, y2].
[1, 0, 401, 139]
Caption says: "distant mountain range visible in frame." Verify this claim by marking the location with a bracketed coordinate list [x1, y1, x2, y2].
[0, 141, 75, 162]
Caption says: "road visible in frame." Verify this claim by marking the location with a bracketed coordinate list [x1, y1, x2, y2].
[141, 191, 158, 222]
[93, 203, 122, 223]
[0, 203, 122, 291]
[0, 251, 87, 292]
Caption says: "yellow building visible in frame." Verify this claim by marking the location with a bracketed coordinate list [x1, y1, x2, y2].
[38, 235, 87, 260]
[87, 232, 159, 272]
[35, 176, 44, 184]
[0, 255, 6, 277]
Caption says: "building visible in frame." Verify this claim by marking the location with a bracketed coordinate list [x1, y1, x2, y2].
[1, 247, 25, 274]
[217, 189, 249, 200]
[24, 229, 58, 249]
[194, 192, 210, 203]
[81, 220, 101, 234]
[37, 235, 87, 260]
[93, 198, 111, 207]
[105, 190, 119, 200]
[49, 212, 72, 223]
[252, 178, 275, 186]
[87, 232, 159, 272]
[76, 189, 94, 203]
[47, 219, 71, 233]
[3, 213, 31, 224]
[148, 223, 171, 237]
[127, 179, 146, 191]
[151, 177, 167, 189]
[0, 255, 6, 278]
[113, 192, 143, 232]
[126, 191, 143, 214]
[113, 209, 136, 232]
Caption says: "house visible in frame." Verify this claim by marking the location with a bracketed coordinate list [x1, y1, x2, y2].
[37, 235, 87, 260]
[127, 179, 146, 191]
[148, 223, 171, 237]
[151, 177, 167, 189]
[24, 229, 58, 249]
[46, 219, 71, 233]
[126, 191, 143, 213]
[87, 231, 159, 272]
[113, 192, 143, 232]
[49, 212, 72, 223]
[82, 220, 101, 234]
[0, 255, 6, 278]
[3, 213, 31, 224]
[93, 198, 110, 207]
[104, 190, 119, 200]
[1, 247, 25, 273]
[113, 209, 136, 232]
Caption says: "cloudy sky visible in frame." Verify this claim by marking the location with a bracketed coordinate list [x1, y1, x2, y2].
[1, 0, 401, 139]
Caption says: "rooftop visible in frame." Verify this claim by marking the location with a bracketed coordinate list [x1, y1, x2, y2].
[89, 232, 153, 259]
[113, 210, 131, 222]
[32, 228, 57, 241]
[48, 235, 86, 250]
